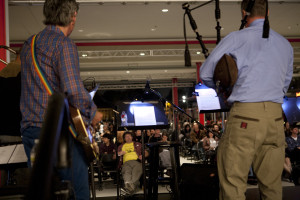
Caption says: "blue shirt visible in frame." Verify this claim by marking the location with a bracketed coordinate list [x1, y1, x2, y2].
[20, 25, 97, 132]
[286, 135, 300, 152]
[200, 19, 294, 104]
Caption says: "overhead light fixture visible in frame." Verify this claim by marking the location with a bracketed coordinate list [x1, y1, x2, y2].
[196, 51, 201, 55]
[78, 29, 84, 32]
[140, 52, 145, 56]
[82, 54, 87, 57]
[162, 9, 168, 12]
[126, 71, 130, 74]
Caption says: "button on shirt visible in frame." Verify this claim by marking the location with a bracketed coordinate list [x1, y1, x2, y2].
[20, 25, 97, 132]
[200, 19, 294, 104]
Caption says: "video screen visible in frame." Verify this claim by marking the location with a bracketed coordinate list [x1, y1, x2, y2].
[117, 101, 169, 130]
[282, 97, 300, 124]
[195, 83, 230, 113]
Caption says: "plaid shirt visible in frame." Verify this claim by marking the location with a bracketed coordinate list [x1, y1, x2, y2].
[20, 25, 97, 132]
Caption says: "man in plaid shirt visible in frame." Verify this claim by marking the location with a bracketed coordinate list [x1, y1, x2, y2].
[20, 0, 102, 199]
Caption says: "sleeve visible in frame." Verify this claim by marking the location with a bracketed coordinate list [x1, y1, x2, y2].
[286, 137, 295, 152]
[58, 38, 97, 125]
[199, 33, 236, 88]
[283, 46, 294, 94]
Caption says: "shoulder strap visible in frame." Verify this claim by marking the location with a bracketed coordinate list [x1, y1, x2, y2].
[31, 35, 53, 95]
[31, 34, 78, 139]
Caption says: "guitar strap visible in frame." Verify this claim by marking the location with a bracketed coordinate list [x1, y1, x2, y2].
[31, 34, 78, 139]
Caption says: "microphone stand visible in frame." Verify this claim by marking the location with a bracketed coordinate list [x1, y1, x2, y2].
[147, 83, 206, 136]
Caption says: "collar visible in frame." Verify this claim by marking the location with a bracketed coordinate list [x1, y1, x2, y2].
[46, 25, 65, 36]
[249, 19, 265, 28]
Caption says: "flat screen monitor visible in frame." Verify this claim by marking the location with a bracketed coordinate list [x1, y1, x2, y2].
[195, 83, 230, 113]
[117, 101, 169, 130]
[282, 97, 300, 124]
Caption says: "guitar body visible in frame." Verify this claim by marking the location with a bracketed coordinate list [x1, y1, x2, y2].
[69, 105, 97, 163]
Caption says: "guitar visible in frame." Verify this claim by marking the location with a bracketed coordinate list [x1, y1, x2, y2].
[69, 105, 99, 163]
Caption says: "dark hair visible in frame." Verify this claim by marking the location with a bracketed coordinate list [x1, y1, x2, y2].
[207, 131, 214, 138]
[102, 133, 111, 140]
[122, 131, 133, 141]
[43, 0, 79, 26]
[241, 0, 267, 17]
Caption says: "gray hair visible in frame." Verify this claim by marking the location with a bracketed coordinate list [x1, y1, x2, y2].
[241, 0, 267, 18]
[43, 0, 79, 26]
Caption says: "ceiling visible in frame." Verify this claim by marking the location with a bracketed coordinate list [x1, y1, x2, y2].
[7, 0, 300, 92]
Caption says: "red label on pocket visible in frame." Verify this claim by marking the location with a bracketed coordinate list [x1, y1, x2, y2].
[241, 122, 247, 129]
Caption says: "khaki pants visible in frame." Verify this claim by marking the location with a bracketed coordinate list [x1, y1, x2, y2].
[121, 160, 142, 187]
[217, 102, 285, 200]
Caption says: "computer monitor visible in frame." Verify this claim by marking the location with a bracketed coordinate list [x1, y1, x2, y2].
[117, 101, 169, 130]
[195, 83, 230, 113]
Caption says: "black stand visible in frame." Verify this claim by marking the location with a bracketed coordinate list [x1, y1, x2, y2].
[147, 142, 181, 200]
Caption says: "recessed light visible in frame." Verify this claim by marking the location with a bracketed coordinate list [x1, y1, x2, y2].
[196, 51, 201, 55]
[162, 9, 168, 13]
[78, 29, 84, 32]
[126, 71, 130, 74]
[151, 28, 156, 31]
[82, 54, 87, 57]
[221, 27, 224, 30]
[140, 52, 145, 56]
[164, 70, 168, 73]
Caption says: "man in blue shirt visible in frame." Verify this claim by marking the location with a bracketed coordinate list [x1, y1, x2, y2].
[200, 0, 293, 199]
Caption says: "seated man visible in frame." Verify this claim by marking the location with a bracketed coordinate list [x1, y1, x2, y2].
[118, 132, 148, 195]
[99, 133, 117, 182]
[99, 133, 116, 164]
[286, 124, 300, 163]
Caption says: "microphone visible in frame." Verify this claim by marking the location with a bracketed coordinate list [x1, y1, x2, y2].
[144, 81, 150, 94]
[182, 3, 198, 32]
[184, 44, 191, 67]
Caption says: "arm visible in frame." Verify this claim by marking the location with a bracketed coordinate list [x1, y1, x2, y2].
[190, 132, 198, 144]
[203, 138, 210, 151]
[283, 47, 294, 94]
[58, 39, 97, 125]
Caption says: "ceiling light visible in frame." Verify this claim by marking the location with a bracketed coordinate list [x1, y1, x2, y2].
[196, 51, 201, 55]
[164, 70, 168, 73]
[182, 96, 186, 99]
[82, 54, 87, 57]
[151, 28, 156, 31]
[78, 29, 84, 32]
[162, 9, 168, 12]
[140, 52, 145, 56]
[126, 71, 130, 74]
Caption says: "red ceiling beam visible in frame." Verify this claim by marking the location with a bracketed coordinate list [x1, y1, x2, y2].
[10, 38, 300, 48]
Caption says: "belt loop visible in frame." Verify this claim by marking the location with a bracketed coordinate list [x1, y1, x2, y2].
[264, 102, 267, 111]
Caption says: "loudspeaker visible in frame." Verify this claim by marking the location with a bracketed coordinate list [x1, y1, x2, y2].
[180, 163, 219, 200]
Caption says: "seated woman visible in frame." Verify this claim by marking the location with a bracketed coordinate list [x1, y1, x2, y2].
[203, 131, 217, 164]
